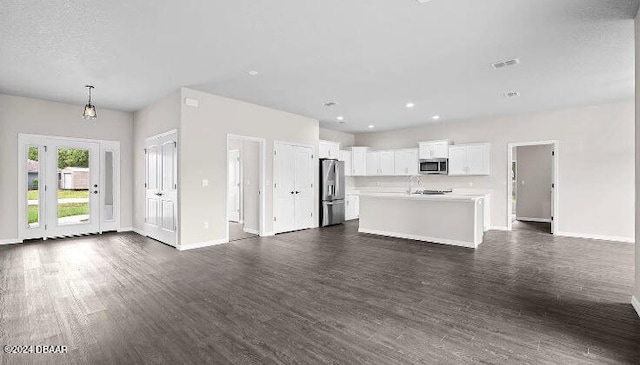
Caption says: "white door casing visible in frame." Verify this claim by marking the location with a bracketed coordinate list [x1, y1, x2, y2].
[227, 149, 241, 222]
[18, 134, 121, 241]
[145, 131, 178, 246]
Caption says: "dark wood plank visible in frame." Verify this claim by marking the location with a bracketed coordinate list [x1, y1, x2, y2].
[0, 221, 639, 364]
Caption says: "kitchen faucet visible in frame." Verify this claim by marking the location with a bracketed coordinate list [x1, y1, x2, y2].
[407, 175, 421, 194]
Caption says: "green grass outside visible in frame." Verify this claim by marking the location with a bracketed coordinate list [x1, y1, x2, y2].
[27, 203, 89, 224]
[28, 190, 89, 200]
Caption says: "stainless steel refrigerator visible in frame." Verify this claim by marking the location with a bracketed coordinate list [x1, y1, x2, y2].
[320, 159, 345, 227]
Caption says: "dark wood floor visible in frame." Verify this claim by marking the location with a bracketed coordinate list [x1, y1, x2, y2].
[512, 220, 552, 234]
[1, 221, 639, 364]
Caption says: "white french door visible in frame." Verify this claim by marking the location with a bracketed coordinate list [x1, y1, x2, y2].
[144, 131, 178, 246]
[227, 149, 241, 223]
[18, 135, 121, 241]
[274, 142, 314, 234]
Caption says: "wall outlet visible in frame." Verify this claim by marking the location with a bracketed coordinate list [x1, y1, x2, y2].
[468, 182, 473, 187]
[376, 181, 380, 187]
[202, 179, 209, 187]
[204, 221, 209, 229]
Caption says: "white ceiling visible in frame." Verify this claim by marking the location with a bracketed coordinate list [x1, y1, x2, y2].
[1, 0, 638, 132]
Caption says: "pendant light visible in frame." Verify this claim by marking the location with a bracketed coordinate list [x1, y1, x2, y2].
[82, 85, 97, 120]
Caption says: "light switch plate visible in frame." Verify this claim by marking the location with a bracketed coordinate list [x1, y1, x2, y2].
[202, 179, 209, 187]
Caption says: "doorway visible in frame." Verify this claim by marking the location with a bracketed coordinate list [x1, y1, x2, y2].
[18, 134, 121, 241]
[507, 141, 558, 234]
[226, 135, 266, 242]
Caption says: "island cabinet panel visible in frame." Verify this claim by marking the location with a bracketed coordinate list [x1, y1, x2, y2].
[358, 193, 485, 248]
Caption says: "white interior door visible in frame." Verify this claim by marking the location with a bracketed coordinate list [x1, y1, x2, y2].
[274, 143, 296, 233]
[145, 131, 178, 246]
[294, 145, 314, 230]
[274, 142, 314, 234]
[227, 149, 241, 222]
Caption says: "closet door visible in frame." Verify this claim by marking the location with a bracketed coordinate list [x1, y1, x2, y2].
[293, 146, 314, 230]
[274, 144, 296, 233]
[274, 142, 314, 234]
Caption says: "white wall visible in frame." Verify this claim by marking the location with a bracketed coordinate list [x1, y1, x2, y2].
[320, 127, 355, 148]
[515, 145, 553, 221]
[0, 94, 134, 241]
[132, 91, 181, 232]
[179, 88, 319, 247]
[355, 100, 635, 241]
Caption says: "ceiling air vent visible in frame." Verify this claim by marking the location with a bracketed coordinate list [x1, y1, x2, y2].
[504, 91, 520, 98]
[492, 58, 520, 70]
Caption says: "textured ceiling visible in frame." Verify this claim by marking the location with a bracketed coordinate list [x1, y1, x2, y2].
[0, 0, 638, 132]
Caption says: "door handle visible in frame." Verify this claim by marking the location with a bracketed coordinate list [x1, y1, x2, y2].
[290, 191, 295, 195]
[155, 192, 163, 196]
[295, 191, 300, 194]
[93, 191, 99, 194]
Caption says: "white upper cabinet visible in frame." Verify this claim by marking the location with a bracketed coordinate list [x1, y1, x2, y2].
[448, 143, 491, 176]
[419, 140, 450, 159]
[339, 150, 352, 176]
[350, 147, 368, 176]
[366, 151, 380, 175]
[366, 150, 395, 176]
[319, 140, 340, 159]
[394, 149, 419, 176]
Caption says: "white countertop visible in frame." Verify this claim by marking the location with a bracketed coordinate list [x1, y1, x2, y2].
[358, 191, 484, 202]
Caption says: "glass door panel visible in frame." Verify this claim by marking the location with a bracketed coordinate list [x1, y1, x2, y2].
[26, 145, 42, 229]
[56, 147, 91, 226]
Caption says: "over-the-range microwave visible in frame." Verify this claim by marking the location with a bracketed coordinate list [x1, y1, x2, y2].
[419, 159, 448, 175]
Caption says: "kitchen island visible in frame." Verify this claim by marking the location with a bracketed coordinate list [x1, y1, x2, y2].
[358, 192, 485, 248]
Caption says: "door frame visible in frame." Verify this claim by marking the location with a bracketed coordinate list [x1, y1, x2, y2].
[226, 135, 266, 242]
[273, 140, 316, 234]
[507, 140, 559, 234]
[17, 134, 121, 241]
[227, 148, 242, 223]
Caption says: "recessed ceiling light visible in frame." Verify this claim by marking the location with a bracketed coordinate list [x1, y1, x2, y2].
[432, 115, 441, 120]
[248, 71, 259, 76]
[336, 116, 344, 121]
[368, 125, 375, 129]
[406, 102, 415, 108]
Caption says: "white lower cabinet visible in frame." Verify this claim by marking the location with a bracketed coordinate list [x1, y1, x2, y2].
[345, 194, 360, 221]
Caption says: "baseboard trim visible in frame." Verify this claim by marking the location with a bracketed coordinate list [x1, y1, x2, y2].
[243, 228, 259, 235]
[358, 228, 479, 249]
[0, 238, 21, 245]
[118, 227, 146, 236]
[489, 226, 509, 231]
[516, 217, 552, 223]
[632, 296, 640, 318]
[178, 239, 227, 251]
[555, 231, 634, 243]
[261, 231, 275, 237]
